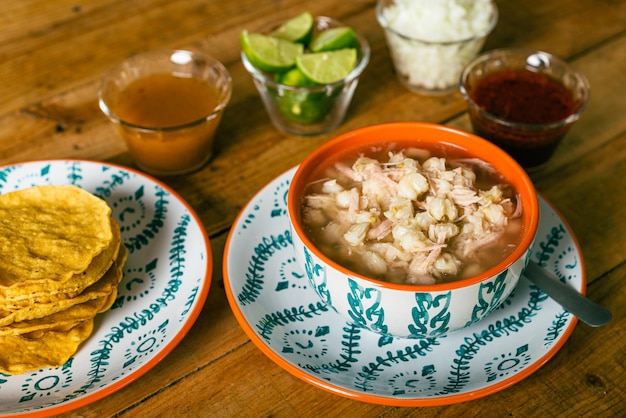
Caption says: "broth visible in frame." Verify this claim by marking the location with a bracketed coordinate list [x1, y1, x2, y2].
[300, 145, 523, 285]
[110, 73, 222, 175]
[113, 73, 219, 128]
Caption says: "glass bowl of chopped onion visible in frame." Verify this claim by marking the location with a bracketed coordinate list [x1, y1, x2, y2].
[376, 0, 498, 95]
[287, 122, 539, 339]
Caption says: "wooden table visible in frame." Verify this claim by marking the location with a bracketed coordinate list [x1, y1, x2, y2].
[1, 0, 624, 416]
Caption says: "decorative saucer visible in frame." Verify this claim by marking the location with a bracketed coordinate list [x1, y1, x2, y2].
[224, 167, 584, 406]
[0, 160, 212, 416]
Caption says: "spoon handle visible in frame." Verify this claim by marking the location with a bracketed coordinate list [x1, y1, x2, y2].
[523, 261, 612, 327]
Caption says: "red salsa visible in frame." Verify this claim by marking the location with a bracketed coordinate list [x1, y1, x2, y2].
[472, 70, 575, 124]
[468, 70, 577, 168]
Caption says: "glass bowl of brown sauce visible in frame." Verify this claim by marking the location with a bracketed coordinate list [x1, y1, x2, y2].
[99, 50, 232, 176]
[460, 49, 590, 169]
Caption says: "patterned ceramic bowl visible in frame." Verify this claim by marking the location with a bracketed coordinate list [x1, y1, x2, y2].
[287, 122, 539, 339]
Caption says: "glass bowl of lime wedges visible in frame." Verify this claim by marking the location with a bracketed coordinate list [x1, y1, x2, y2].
[240, 12, 370, 136]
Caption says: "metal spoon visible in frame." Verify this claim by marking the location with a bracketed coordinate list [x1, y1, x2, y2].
[523, 261, 612, 327]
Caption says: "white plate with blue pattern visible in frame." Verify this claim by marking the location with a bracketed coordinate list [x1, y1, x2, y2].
[224, 167, 584, 406]
[0, 160, 212, 416]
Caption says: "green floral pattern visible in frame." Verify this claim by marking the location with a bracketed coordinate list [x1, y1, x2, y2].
[226, 168, 583, 406]
[0, 161, 210, 415]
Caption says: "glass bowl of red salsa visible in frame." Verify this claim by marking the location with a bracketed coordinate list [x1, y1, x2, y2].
[459, 49, 590, 169]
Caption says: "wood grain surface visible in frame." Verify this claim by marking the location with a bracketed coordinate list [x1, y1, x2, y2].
[1, 0, 624, 416]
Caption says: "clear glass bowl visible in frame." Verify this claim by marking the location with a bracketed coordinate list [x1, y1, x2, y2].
[460, 48, 590, 168]
[241, 16, 370, 136]
[377, 0, 498, 95]
[99, 50, 232, 176]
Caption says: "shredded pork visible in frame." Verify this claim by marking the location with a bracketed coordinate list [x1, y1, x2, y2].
[301, 149, 521, 285]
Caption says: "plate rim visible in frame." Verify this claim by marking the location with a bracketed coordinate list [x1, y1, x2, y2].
[0, 159, 213, 416]
[223, 166, 585, 407]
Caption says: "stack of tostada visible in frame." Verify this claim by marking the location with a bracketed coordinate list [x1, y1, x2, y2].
[0, 185, 127, 375]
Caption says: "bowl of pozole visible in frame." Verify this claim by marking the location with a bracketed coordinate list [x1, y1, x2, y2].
[287, 122, 539, 339]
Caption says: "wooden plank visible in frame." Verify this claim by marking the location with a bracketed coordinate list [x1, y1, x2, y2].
[3, 0, 625, 416]
[57, 254, 625, 417]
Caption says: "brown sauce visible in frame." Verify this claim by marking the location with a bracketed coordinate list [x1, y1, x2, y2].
[111, 74, 222, 175]
[113, 73, 219, 128]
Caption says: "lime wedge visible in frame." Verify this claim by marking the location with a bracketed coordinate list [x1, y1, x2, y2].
[296, 48, 357, 84]
[241, 30, 304, 73]
[277, 91, 332, 124]
[273, 69, 331, 123]
[270, 11, 314, 44]
[274, 67, 318, 87]
[310, 27, 358, 52]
